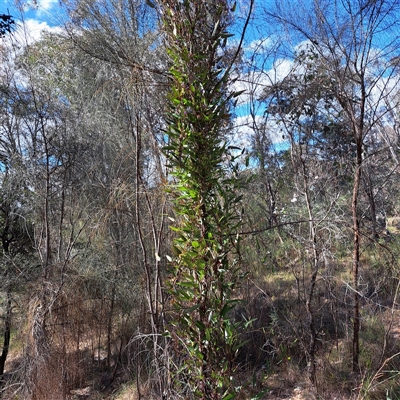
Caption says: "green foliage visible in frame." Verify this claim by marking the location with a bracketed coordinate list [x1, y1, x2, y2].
[161, 0, 246, 398]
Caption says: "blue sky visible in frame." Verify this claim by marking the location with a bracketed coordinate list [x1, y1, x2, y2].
[2, 0, 399, 157]
[3, 0, 63, 24]
[7, 0, 385, 155]
[2, 0, 66, 40]
[0, 0, 272, 157]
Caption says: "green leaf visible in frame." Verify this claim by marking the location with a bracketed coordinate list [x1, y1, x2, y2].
[205, 327, 210, 342]
[245, 318, 257, 328]
[195, 320, 205, 330]
[195, 349, 204, 360]
[178, 281, 196, 288]
[232, 89, 246, 97]
[185, 304, 200, 313]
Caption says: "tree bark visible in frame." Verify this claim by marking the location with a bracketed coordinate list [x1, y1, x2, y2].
[0, 285, 11, 377]
[352, 139, 362, 373]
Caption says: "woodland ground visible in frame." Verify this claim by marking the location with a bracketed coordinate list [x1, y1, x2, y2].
[2, 219, 400, 400]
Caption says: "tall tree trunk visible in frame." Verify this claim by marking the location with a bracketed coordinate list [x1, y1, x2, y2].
[0, 284, 11, 377]
[352, 140, 362, 373]
[363, 167, 378, 239]
[299, 149, 319, 385]
[0, 216, 13, 378]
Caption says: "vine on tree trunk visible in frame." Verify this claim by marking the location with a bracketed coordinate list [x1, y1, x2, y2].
[161, 1, 247, 398]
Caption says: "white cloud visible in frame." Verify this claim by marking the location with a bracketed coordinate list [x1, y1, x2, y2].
[269, 58, 293, 82]
[231, 114, 286, 150]
[244, 37, 274, 54]
[230, 57, 294, 109]
[3, 18, 63, 46]
[230, 115, 256, 149]
[37, 0, 57, 11]
[231, 72, 267, 106]
[16, 0, 58, 13]
[0, 18, 64, 87]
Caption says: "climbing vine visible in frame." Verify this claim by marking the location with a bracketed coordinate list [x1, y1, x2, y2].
[161, 1, 246, 398]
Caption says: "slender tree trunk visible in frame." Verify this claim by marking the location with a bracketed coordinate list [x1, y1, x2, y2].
[0, 284, 11, 377]
[107, 273, 116, 370]
[363, 167, 378, 239]
[352, 141, 362, 373]
[0, 221, 12, 378]
[299, 151, 319, 385]
[133, 109, 168, 397]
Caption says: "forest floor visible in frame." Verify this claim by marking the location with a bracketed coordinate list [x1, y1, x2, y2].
[3, 221, 400, 399]
[1, 334, 395, 400]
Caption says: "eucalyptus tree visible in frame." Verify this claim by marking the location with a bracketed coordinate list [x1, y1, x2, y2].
[0, 42, 49, 389]
[0, 84, 35, 380]
[264, 0, 400, 374]
[253, 43, 351, 384]
[0, 86, 37, 376]
[1, 35, 98, 398]
[2, 25, 136, 395]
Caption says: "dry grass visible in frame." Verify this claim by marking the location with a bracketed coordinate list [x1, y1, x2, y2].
[112, 382, 139, 400]
[2, 230, 400, 399]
